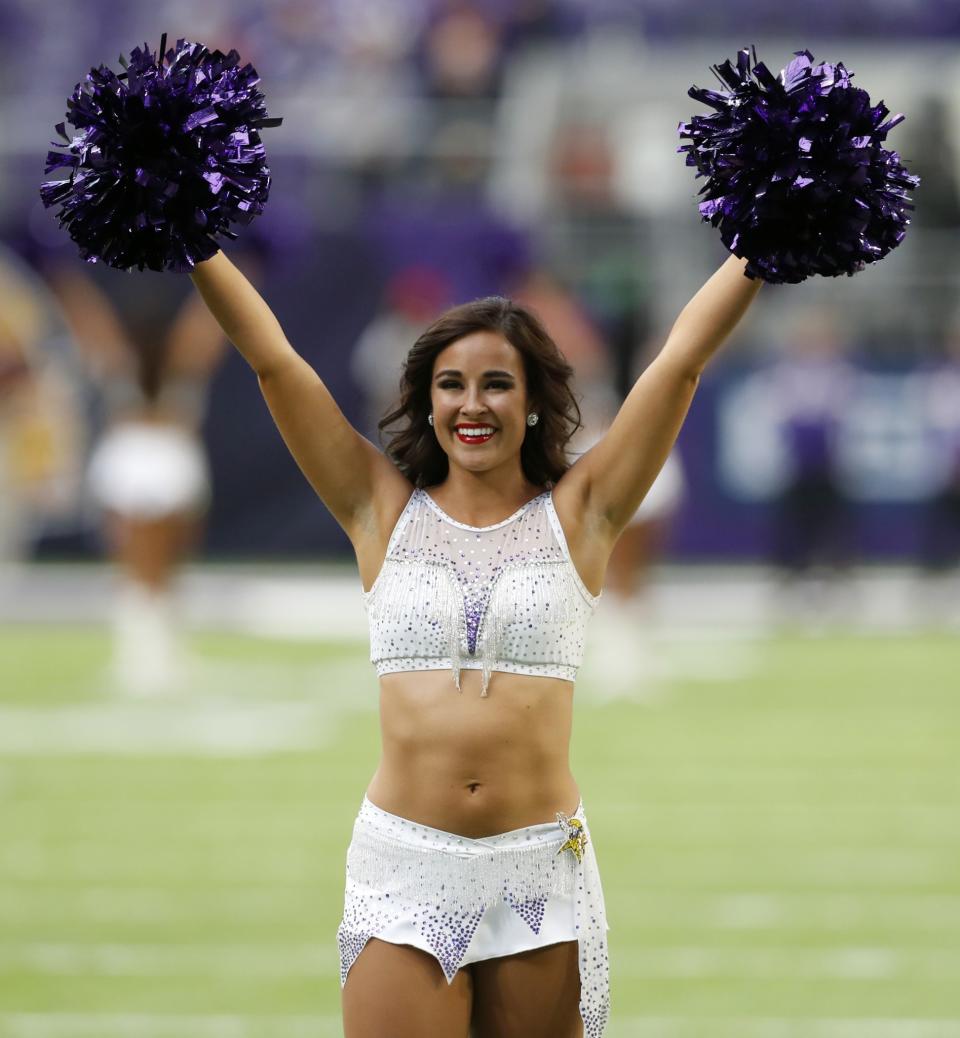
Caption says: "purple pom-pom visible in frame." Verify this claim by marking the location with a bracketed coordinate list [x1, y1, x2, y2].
[40, 34, 283, 273]
[678, 46, 920, 284]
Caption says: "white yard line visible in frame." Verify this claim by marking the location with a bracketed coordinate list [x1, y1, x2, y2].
[1, 942, 959, 982]
[0, 886, 318, 924]
[0, 703, 328, 755]
[607, 1022, 960, 1038]
[614, 946, 960, 980]
[0, 1015, 343, 1038]
[7, 562, 958, 633]
[0, 943, 328, 977]
[2, 888, 960, 932]
[703, 891, 960, 931]
[2, 1014, 959, 1038]
[0, 655, 374, 756]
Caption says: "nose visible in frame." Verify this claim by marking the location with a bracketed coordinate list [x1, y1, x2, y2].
[459, 387, 490, 417]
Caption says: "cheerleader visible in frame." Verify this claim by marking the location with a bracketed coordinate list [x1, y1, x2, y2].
[40, 40, 917, 1035]
[46, 262, 226, 694]
[189, 246, 759, 1036]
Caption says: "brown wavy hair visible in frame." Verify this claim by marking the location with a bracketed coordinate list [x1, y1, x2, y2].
[377, 296, 584, 489]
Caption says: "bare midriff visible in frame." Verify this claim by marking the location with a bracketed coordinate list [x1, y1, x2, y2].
[365, 667, 581, 839]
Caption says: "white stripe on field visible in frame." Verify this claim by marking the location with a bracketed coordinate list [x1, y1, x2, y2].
[0, 886, 317, 925]
[0, 703, 330, 756]
[0, 656, 376, 757]
[0, 1015, 341, 1038]
[2, 943, 959, 982]
[0, 943, 328, 978]
[605, 803, 960, 828]
[3, 888, 960, 933]
[0, 842, 332, 883]
[2, 1015, 959, 1038]
[704, 892, 960, 931]
[605, 1021, 960, 1038]
[615, 945, 960, 981]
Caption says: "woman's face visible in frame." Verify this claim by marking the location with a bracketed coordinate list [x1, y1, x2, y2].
[430, 330, 531, 473]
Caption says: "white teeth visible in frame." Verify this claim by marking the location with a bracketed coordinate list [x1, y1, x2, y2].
[457, 427, 495, 436]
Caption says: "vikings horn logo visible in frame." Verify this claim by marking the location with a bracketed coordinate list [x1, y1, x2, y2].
[555, 812, 588, 864]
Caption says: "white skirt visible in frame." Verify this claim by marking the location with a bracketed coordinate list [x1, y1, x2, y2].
[87, 422, 210, 518]
[337, 795, 611, 1037]
[633, 450, 685, 523]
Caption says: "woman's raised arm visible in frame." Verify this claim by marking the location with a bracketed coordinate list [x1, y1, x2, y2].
[188, 250, 294, 377]
[188, 250, 396, 539]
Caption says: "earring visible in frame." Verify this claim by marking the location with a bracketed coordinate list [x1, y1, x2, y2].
[428, 413, 434, 426]
[526, 412, 539, 426]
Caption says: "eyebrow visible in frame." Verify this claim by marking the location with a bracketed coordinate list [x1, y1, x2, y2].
[434, 369, 516, 380]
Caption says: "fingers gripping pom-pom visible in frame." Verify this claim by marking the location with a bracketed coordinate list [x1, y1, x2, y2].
[678, 46, 920, 284]
[40, 34, 283, 273]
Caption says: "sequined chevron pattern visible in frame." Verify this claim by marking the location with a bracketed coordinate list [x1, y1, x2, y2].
[504, 892, 549, 933]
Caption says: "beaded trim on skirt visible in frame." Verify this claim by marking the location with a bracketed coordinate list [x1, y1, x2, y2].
[337, 795, 610, 1038]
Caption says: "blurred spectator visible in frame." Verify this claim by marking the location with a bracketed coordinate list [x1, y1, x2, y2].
[513, 267, 614, 403]
[362, 143, 530, 306]
[897, 95, 960, 354]
[766, 307, 857, 588]
[520, 114, 687, 688]
[605, 449, 685, 595]
[0, 244, 85, 565]
[514, 274, 681, 695]
[420, 2, 504, 102]
[500, 0, 586, 51]
[539, 118, 653, 402]
[918, 320, 960, 572]
[43, 258, 230, 694]
[351, 265, 454, 443]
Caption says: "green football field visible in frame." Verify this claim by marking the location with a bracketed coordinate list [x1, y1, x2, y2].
[1, 624, 958, 1037]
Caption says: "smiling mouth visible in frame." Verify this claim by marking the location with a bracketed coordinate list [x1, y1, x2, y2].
[455, 428, 497, 444]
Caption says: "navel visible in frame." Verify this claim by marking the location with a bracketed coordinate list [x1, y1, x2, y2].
[466, 782, 482, 795]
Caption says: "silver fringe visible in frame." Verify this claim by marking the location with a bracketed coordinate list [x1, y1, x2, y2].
[346, 823, 577, 915]
[367, 559, 590, 698]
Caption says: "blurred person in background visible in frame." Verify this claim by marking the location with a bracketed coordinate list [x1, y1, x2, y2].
[512, 272, 688, 695]
[896, 94, 960, 357]
[918, 315, 960, 586]
[42, 259, 229, 695]
[606, 448, 685, 602]
[420, 1, 505, 107]
[0, 243, 84, 571]
[350, 265, 453, 442]
[520, 117, 680, 695]
[538, 118, 653, 406]
[361, 111, 529, 311]
[354, 112, 532, 472]
[766, 306, 857, 620]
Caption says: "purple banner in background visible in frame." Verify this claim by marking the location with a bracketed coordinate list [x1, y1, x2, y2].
[197, 359, 959, 564]
[670, 364, 960, 562]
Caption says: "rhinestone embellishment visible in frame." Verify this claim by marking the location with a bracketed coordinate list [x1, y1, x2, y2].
[555, 812, 589, 864]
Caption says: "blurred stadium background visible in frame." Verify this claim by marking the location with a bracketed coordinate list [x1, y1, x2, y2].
[1, 1, 959, 1036]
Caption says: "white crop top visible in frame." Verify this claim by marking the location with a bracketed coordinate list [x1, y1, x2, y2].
[362, 487, 602, 696]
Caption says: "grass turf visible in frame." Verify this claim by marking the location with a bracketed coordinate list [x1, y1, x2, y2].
[0, 626, 958, 1035]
